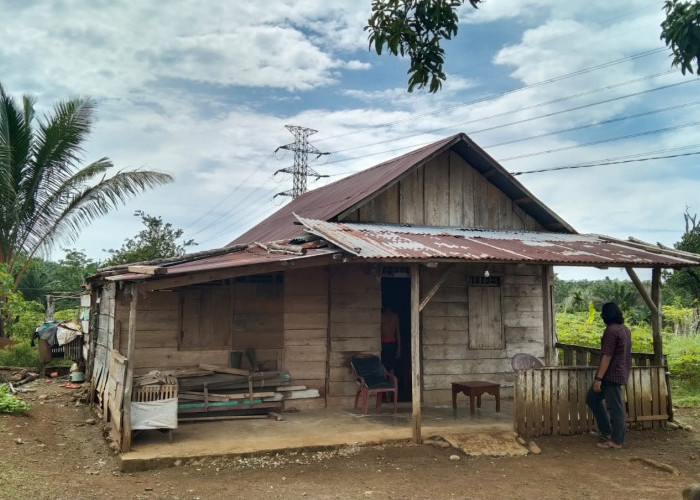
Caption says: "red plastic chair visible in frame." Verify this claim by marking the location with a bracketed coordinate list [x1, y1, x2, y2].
[351, 354, 398, 414]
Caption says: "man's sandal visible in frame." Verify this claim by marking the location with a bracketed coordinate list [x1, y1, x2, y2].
[596, 441, 623, 449]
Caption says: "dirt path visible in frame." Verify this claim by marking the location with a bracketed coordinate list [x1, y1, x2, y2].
[1, 374, 698, 500]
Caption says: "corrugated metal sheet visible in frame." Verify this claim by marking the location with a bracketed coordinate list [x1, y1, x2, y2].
[105, 246, 338, 282]
[296, 217, 700, 267]
[229, 133, 574, 245]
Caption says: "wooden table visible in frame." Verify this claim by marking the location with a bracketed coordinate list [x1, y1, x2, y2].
[451, 381, 500, 415]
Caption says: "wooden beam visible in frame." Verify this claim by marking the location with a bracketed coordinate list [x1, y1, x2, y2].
[513, 197, 532, 205]
[121, 283, 139, 452]
[410, 263, 422, 444]
[419, 264, 454, 312]
[127, 265, 167, 275]
[651, 268, 663, 366]
[199, 363, 250, 377]
[542, 266, 554, 366]
[142, 254, 337, 291]
[625, 267, 658, 315]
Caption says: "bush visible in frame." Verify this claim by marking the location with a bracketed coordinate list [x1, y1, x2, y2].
[664, 334, 700, 383]
[0, 341, 40, 368]
[556, 312, 653, 352]
[54, 308, 79, 322]
[0, 385, 30, 413]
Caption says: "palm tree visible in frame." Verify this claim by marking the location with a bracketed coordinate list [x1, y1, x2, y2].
[0, 82, 173, 286]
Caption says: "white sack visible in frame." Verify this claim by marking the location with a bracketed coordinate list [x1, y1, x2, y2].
[130, 398, 178, 430]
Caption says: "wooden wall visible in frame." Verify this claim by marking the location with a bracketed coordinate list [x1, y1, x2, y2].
[342, 150, 542, 231]
[120, 279, 284, 376]
[282, 267, 329, 409]
[422, 264, 546, 404]
[327, 264, 381, 407]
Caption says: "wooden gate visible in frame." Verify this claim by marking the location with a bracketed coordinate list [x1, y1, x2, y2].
[514, 366, 669, 438]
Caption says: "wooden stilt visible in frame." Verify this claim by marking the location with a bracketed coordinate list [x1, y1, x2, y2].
[411, 264, 422, 444]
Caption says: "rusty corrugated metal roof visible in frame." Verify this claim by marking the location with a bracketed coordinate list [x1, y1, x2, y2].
[229, 133, 574, 245]
[296, 217, 700, 267]
[105, 246, 338, 282]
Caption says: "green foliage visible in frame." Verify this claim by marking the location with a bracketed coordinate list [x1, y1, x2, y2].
[556, 312, 653, 352]
[366, 0, 481, 93]
[0, 81, 172, 288]
[661, 0, 700, 75]
[665, 211, 700, 307]
[0, 341, 39, 367]
[0, 384, 30, 413]
[53, 308, 79, 322]
[1, 264, 44, 340]
[102, 211, 196, 267]
[664, 333, 700, 383]
[368, 0, 700, 93]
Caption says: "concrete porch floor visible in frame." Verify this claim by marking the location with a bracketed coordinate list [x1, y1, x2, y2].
[120, 399, 514, 471]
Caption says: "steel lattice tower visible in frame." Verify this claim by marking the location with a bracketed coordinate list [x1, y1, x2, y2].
[274, 125, 328, 199]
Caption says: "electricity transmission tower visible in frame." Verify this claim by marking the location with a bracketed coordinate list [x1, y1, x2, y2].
[274, 125, 329, 199]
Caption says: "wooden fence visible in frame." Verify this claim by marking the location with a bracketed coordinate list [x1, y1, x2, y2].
[556, 342, 659, 367]
[514, 366, 669, 438]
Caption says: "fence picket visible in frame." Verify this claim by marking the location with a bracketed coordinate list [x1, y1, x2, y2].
[514, 365, 668, 437]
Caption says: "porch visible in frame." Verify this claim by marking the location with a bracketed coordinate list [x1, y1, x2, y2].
[119, 400, 514, 471]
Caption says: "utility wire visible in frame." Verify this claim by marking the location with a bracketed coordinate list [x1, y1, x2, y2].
[314, 48, 667, 144]
[498, 120, 700, 162]
[329, 71, 687, 156]
[510, 150, 700, 176]
[484, 99, 700, 150]
[181, 153, 275, 232]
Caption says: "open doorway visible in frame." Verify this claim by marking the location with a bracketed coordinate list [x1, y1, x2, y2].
[381, 276, 412, 402]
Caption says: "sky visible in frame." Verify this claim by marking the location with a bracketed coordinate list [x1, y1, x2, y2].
[2, 0, 699, 280]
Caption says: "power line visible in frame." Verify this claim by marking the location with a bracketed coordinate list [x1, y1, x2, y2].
[498, 120, 700, 162]
[510, 150, 700, 176]
[329, 71, 687, 156]
[483, 99, 700, 150]
[314, 48, 667, 144]
[181, 153, 275, 232]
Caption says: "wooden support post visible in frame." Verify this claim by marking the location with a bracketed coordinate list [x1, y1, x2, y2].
[542, 266, 555, 366]
[121, 283, 139, 452]
[410, 264, 422, 444]
[625, 267, 658, 315]
[650, 268, 663, 367]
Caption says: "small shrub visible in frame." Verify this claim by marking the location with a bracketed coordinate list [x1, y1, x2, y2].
[0, 385, 30, 413]
[0, 341, 40, 368]
[53, 308, 79, 322]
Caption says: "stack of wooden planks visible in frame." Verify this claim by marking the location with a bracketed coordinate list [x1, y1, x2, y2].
[168, 363, 320, 422]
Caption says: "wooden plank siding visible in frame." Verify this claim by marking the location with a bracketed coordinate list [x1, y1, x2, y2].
[340, 149, 542, 230]
[125, 278, 284, 375]
[282, 267, 329, 409]
[422, 264, 545, 405]
[515, 367, 669, 438]
[327, 264, 381, 407]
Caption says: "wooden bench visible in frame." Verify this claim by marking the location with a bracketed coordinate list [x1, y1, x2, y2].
[451, 381, 500, 415]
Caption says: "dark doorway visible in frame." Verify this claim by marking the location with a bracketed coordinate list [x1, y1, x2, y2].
[381, 277, 412, 402]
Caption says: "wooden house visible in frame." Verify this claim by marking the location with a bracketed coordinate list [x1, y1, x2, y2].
[84, 133, 700, 450]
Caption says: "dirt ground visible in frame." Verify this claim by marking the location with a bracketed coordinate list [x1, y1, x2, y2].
[1, 372, 699, 500]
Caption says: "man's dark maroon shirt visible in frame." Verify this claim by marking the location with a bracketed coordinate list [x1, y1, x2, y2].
[600, 323, 632, 385]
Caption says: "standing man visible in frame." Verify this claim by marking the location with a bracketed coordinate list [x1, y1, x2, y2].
[380, 306, 401, 375]
[586, 302, 632, 449]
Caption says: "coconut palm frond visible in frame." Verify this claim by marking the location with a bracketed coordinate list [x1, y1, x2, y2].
[13, 158, 115, 258]
[24, 169, 173, 258]
[1, 82, 173, 286]
[24, 97, 96, 211]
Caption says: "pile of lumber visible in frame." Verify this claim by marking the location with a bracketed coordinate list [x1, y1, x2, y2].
[166, 364, 320, 422]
